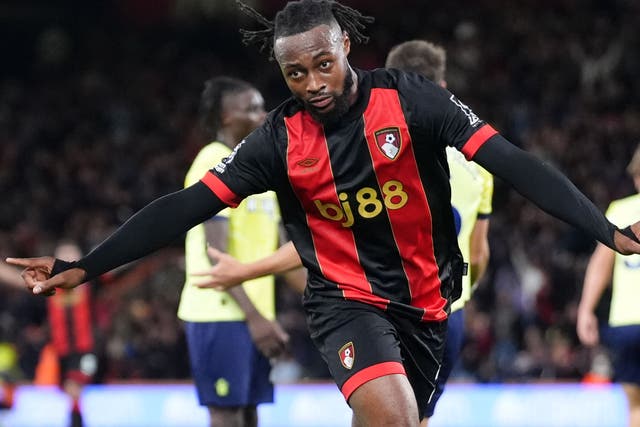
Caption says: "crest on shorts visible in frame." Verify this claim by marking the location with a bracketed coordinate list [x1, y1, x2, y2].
[339, 342, 355, 370]
[374, 127, 401, 160]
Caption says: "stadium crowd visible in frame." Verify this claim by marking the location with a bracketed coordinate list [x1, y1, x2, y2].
[1, 0, 639, 389]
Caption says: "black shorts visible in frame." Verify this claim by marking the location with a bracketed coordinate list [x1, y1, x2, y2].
[304, 293, 447, 418]
[59, 352, 98, 385]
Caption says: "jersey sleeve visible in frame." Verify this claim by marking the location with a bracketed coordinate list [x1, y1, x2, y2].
[199, 123, 278, 208]
[186, 143, 231, 218]
[395, 71, 498, 159]
[477, 165, 494, 217]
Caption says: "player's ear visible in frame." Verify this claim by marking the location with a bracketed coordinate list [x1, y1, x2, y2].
[342, 31, 350, 56]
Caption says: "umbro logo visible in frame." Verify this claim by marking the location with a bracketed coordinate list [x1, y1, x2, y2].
[297, 158, 319, 168]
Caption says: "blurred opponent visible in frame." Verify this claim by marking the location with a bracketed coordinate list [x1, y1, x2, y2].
[180, 76, 301, 427]
[578, 144, 640, 427]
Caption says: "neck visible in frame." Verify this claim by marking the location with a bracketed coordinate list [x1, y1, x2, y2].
[216, 129, 238, 149]
[347, 68, 358, 107]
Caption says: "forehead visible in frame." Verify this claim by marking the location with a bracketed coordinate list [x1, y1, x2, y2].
[274, 23, 343, 65]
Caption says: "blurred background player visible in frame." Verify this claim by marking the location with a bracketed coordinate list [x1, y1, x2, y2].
[194, 38, 493, 426]
[0, 241, 99, 427]
[179, 75, 295, 427]
[577, 143, 640, 427]
[0, 241, 165, 427]
[47, 241, 98, 427]
[385, 39, 492, 426]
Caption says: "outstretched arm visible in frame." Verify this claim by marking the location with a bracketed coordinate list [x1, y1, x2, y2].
[193, 241, 303, 291]
[473, 136, 640, 253]
[7, 182, 226, 295]
[0, 261, 26, 290]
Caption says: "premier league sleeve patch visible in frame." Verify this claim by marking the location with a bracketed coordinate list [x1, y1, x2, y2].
[374, 127, 402, 160]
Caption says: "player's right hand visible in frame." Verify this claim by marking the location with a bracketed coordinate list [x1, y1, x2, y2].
[191, 246, 250, 290]
[5, 256, 86, 296]
[576, 308, 599, 347]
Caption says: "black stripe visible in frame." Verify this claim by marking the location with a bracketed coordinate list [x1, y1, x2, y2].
[324, 119, 411, 304]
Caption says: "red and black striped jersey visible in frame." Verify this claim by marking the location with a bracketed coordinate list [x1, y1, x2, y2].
[48, 284, 94, 356]
[201, 68, 498, 322]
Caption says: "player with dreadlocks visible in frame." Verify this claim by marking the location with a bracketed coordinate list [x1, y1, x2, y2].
[8, 1, 640, 426]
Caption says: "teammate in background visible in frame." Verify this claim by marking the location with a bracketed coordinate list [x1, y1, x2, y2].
[48, 242, 98, 427]
[0, 242, 97, 427]
[180, 76, 291, 427]
[8, 2, 640, 426]
[1, 243, 166, 427]
[577, 144, 640, 427]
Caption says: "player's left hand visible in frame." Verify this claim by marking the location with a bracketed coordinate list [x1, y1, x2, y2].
[576, 308, 599, 346]
[614, 221, 640, 255]
[246, 313, 290, 359]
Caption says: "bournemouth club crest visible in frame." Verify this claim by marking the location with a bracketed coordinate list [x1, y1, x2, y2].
[339, 342, 355, 370]
[374, 127, 402, 160]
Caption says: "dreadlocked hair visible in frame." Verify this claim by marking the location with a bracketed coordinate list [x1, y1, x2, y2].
[199, 76, 254, 140]
[237, 0, 374, 60]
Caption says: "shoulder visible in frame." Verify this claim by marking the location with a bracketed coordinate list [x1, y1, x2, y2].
[188, 142, 231, 170]
[606, 193, 640, 224]
[608, 193, 640, 213]
[185, 142, 231, 186]
[196, 142, 231, 160]
[368, 67, 440, 92]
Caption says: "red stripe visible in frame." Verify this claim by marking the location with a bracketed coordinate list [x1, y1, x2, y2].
[285, 112, 388, 310]
[48, 297, 69, 355]
[460, 124, 497, 160]
[200, 172, 241, 208]
[72, 287, 93, 352]
[341, 361, 405, 401]
[363, 88, 446, 321]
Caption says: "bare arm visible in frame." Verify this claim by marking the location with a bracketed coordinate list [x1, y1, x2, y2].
[0, 262, 26, 290]
[193, 241, 304, 291]
[469, 218, 490, 287]
[576, 243, 615, 346]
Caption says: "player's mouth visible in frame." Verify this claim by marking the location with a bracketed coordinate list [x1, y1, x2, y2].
[308, 95, 334, 111]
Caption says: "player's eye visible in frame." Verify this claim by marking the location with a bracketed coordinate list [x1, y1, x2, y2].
[287, 70, 303, 80]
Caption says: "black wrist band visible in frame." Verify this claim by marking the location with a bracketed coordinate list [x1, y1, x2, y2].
[51, 259, 78, 276]
[618, 226, 640, 244]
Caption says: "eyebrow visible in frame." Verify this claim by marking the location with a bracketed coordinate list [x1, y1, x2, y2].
[282, 50, 333, 69]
